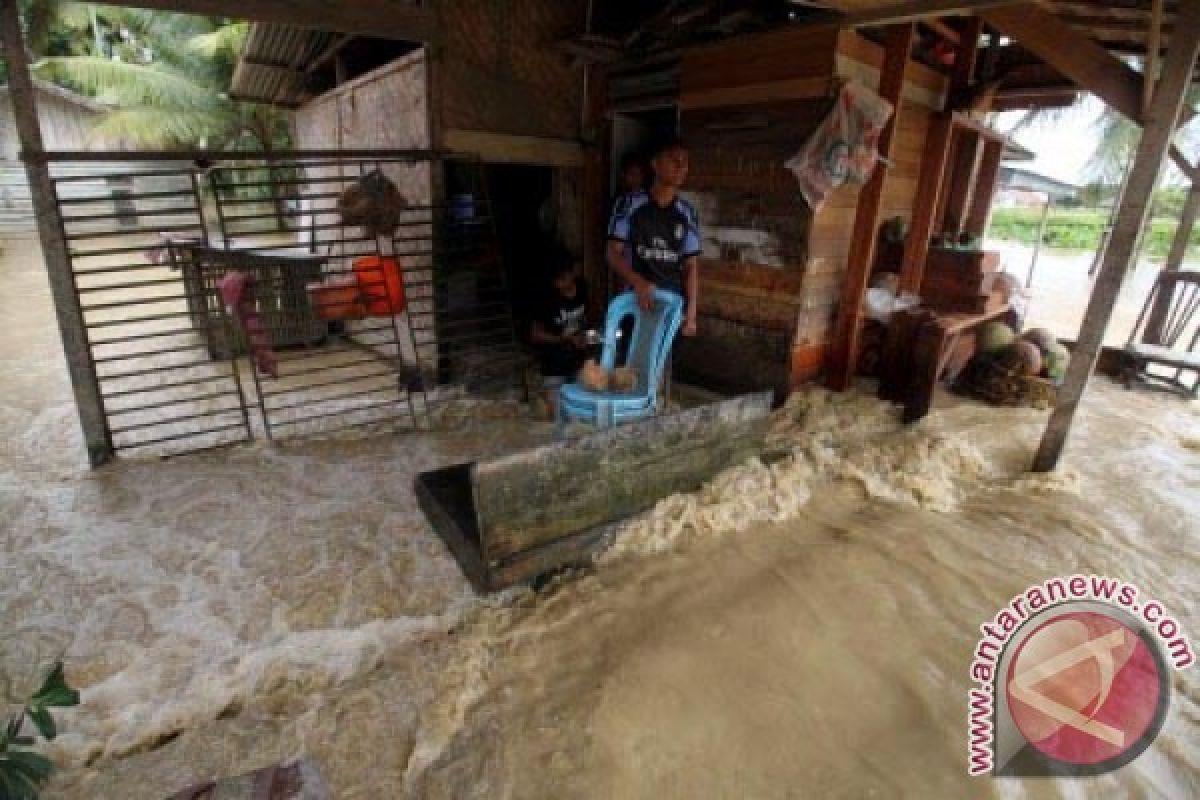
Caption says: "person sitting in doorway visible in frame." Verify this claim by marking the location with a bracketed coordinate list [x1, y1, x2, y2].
[531, 257, 591, 417]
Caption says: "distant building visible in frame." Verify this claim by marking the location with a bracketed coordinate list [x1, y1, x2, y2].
[995, 166, 1080, 208]
[0, 80, 111, 233]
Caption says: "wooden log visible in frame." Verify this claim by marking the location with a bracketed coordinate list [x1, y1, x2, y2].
[1033, 0, 1200, 472]
[826, 23, 914, 391]
[0, 2, 112, 466]
[473, 393, 772, 564]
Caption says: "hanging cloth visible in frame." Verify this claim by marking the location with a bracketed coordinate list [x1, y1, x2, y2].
[785, 80, 894, 212]
[219, 271, 278, 378]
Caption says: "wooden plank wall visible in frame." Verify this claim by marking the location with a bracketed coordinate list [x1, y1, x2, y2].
[0, 89, 102, 160]
[793, 33, 945, 385]
[436, 0, 587, 140]
[678, 26, 947, 389]
[291, 51, 433, 365]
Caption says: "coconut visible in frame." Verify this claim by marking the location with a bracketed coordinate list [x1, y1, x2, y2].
[579, 359, 609, 392]
[1021, 327, 1058, 354]
[1012, 340, 1044, 376]
[1043, 343, 1070, 384]
[610, 367, 639, 393]
[978, 321, 1016, 355]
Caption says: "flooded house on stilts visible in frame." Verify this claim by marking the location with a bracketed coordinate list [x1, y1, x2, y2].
[5, 0, 1200, 591]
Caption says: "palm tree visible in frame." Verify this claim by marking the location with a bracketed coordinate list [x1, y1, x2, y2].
[27, 4, 286, 153]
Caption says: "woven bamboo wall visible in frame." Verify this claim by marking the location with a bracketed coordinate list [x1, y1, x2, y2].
[437, 0, 587, 140]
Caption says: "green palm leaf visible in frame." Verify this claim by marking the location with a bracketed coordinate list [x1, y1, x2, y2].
[34, 56, 217, 110]
[88, 108, 240, 148]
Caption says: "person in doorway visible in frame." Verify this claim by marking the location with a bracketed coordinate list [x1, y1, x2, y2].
[617, 151, 648, 198]
[530, 257, 591, 417]
[605, 137, 700, 336]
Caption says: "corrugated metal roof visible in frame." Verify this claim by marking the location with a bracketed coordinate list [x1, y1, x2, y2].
[230, 24, 340, 106]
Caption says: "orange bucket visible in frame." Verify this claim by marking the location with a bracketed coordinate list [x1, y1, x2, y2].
[307, 275, 366, 321]
[353, 256, 406, 316]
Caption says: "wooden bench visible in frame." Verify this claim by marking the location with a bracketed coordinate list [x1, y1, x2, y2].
[878, 304, 1016, 423]
[1122, 270, 1200, 398]
[416, 393, 772, 592]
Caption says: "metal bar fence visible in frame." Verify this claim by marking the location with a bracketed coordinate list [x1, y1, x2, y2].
[42, 150, 527, 458]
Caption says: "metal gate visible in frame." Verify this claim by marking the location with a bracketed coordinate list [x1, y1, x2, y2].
[48, 150, 525, 458]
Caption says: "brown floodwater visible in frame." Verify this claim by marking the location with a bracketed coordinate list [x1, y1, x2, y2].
[0, 241, 1197, 799]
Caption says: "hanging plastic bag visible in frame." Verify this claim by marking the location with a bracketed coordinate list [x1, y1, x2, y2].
[786, 81, 894, 212]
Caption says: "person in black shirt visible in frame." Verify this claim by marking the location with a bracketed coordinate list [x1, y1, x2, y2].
[531, 260, 590, 415]
[606, 137, 701, 337]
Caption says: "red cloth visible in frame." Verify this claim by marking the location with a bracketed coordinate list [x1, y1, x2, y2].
[218, 271, 278, 378]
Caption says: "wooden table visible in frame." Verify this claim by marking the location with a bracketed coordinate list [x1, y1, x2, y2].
[878, 304, 1016, 423]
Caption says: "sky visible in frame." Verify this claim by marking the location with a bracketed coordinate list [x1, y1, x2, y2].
[994, 94, 1197, 188]
[995, 100, 1105, 187]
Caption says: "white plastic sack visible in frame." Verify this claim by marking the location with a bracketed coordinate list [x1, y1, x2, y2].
[786, 81, 894, 212]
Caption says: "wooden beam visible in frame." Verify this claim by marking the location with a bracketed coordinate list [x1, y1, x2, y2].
[837, 0, 1028, 28]
[921, 18, 961, 46]
[899, 111, 954, 292]
[980, 4, 1144, 122]
[0, 1, 112, 466]
[85, 0, 438, 41]
[964, 138, 1004, 235]
[306, 34, 355, 76]
[940, 129, 981, 232]
[1033, 0, 1200, 472]
[1145, 0, 1164, 113]
[1144, 179, 1200, 343]
[827, 23, 915, 391]
[954, 17, 986, 87]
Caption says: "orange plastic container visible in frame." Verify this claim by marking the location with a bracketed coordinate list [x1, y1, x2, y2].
[352, 256, 406, 316]
[307, 275, 366, 321]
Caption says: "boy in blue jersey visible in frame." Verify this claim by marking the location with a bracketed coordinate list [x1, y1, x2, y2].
[606, 137, 701, 337]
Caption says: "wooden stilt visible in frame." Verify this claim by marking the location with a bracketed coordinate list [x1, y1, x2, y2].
[1032, 0, 1200, 472]
[0, 1, 112, 466]
[1144, 177, 1200, 343]
[964, 139, 1003, 237]
[826, 23, 914, 391]
[899, 111, 953, 294]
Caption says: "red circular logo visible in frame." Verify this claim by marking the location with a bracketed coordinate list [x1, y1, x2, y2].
[1005, 611, 1165, 766]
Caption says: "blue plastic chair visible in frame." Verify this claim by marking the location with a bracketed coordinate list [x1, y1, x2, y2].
[558, 289, 684, 432]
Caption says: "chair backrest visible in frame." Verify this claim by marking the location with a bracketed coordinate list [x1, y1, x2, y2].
[598, 289, 684, 391]
[1129, 270, 1200, 353]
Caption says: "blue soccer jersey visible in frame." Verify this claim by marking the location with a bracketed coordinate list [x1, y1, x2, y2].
[607, 191, 702, 296]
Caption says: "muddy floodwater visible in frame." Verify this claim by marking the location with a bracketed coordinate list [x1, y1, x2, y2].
[1, 240, 1197, 798]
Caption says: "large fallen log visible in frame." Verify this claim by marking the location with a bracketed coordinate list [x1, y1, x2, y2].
[417, 393, 773, 592]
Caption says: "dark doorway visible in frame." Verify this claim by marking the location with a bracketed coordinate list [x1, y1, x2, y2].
[445, 161, 560, 342]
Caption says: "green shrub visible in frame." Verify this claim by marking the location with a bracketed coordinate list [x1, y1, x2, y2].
[1, 662, 79, 800]
[988, 207, 1200, 261]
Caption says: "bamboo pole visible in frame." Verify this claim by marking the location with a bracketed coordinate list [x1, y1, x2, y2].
[1032, 0, 1200, 472]
[0, 0, 113, 466]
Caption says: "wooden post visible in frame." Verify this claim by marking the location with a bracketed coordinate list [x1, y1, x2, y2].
[899, 111, 954, 293]
[0, 1, 112, 466]
[1032, 0, 1200, 472]
[826, 23, 914, 391]
[1145, 0, 1164, 114]
[964, 138, 1003, 236]
[940, 129, 981, 233]
[1144, 178, 1200, 343]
